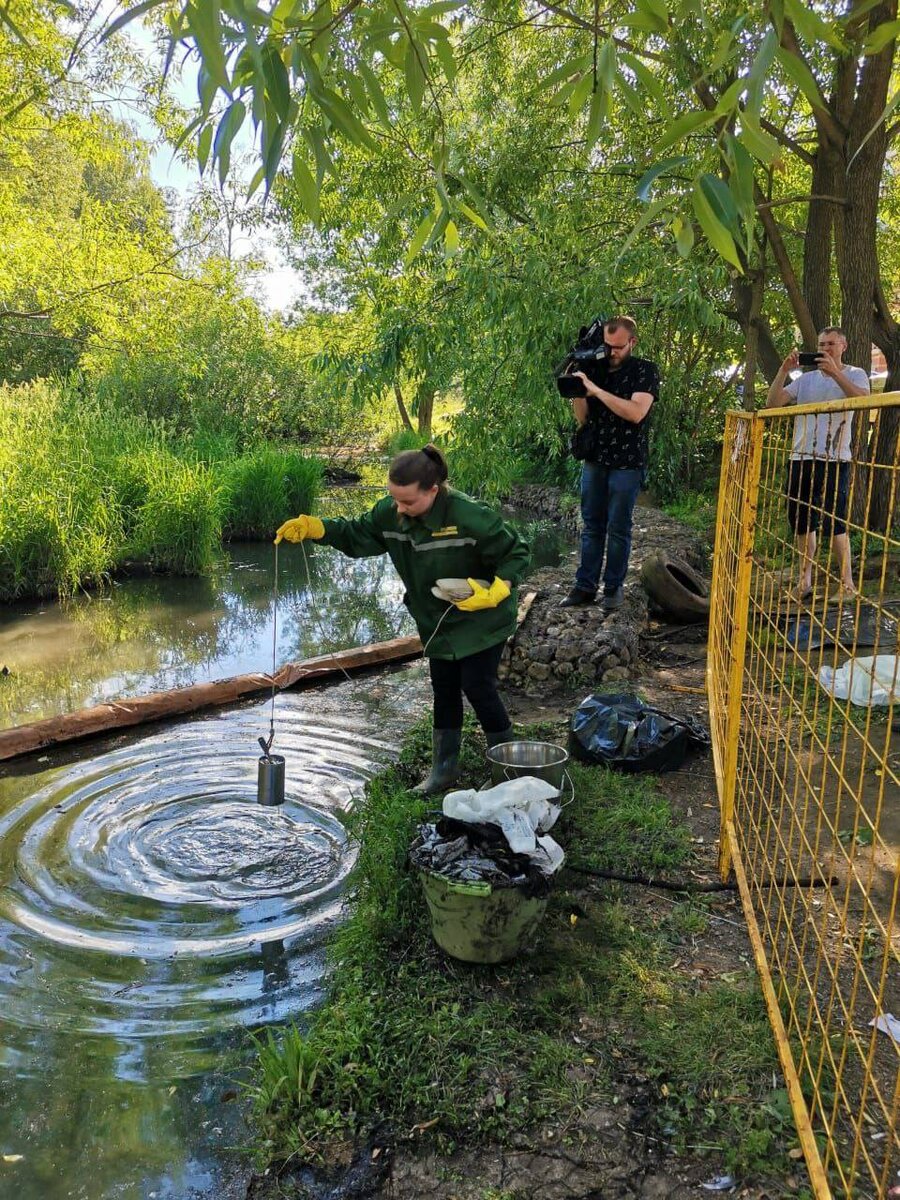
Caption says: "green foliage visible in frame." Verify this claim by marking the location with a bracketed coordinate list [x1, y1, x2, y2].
[87, 274, 332, 447]
[0, 47, 174, 383]
[216, 447, 324, 541]
[133, 0, 900, 341]
[0, 17, 360, 456]
[118, 0, 900, 509]
[0, 378, 323, 600]
[271, 52, 746, 503]
[382, 427, 427, 457]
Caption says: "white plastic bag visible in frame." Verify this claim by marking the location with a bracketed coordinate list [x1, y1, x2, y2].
[532, 834, 565, 875]
[443, 776, 561, 853]
[817, 654, 900, 706]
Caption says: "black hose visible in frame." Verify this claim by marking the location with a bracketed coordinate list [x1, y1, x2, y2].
[565, 863, 837, 893]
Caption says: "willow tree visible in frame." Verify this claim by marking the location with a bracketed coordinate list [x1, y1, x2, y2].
[112, 0, 900, 512]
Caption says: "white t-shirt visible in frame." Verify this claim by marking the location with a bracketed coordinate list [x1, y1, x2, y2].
[785, 366, 870, 461]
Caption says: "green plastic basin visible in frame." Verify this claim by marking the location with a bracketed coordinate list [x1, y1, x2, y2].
[419, 869, 548, 964]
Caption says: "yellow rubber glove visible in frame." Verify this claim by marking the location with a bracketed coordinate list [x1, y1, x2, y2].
[453, 577, 511, 612]
[274, 514, 325, 544]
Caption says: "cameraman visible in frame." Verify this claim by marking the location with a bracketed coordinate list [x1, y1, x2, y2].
[561, 315, 659, 610]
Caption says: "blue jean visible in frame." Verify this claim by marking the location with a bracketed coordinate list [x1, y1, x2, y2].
[575, 464, 643, 594]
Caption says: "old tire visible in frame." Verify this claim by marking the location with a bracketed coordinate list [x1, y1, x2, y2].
[640, 552, 711, 622]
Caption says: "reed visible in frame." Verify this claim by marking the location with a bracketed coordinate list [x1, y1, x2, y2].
[216, 447, 324, 541]
[0, 380, 225, 600]
[123, 452, 221, 575]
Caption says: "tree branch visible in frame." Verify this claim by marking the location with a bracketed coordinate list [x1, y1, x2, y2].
[757, 193, 849, 210]
[537, 1, 668, 62]
[756, 198, 817, 346]
[776, 17, 846, 150]
[308, 0, 364, 45]
[758, 116, 816, 165]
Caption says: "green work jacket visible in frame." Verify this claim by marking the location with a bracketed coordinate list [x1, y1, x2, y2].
[319, 488, 531, 660]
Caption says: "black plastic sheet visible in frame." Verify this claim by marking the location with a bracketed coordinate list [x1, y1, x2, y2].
[782, 599, 898, 653]
[569, 692, 710, 774]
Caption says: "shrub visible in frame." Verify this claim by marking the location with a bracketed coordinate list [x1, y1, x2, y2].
[216, 447, 324, 541]
[0, 379, 224, 598]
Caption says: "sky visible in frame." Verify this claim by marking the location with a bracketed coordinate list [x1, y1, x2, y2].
[104, 17, 304, 313]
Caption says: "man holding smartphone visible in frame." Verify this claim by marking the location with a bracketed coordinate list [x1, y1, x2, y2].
[766, 327, 870, 601]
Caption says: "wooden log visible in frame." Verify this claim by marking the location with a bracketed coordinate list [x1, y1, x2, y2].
[0, 635, 423, 763]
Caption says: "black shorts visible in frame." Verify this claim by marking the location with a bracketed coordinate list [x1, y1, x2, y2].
[786, 459, 850, 537]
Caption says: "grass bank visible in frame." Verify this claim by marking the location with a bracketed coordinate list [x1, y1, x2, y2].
[0, 379, 322, 601]
[247, 717, 797, 1188]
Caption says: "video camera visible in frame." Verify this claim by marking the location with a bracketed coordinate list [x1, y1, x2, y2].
[556, 315, 609, 397]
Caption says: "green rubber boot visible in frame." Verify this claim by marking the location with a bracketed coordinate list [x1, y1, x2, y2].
[412, 728, 462, 795]
[485, 725, 515, 749]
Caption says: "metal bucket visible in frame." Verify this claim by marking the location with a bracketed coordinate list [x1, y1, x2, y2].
[257, 754, 286, 806]
[486, 740, 569, 789]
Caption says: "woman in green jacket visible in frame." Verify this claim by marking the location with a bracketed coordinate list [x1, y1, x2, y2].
[275, 445, 531, 794]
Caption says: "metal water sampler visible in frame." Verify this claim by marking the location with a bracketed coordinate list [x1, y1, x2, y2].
[257, 752, 286, 806]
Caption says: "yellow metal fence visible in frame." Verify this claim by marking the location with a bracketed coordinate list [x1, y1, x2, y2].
[709, 393, 900, 1199]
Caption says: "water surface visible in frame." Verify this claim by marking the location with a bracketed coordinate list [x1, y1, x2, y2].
[0, 495, 566, 1197]
[0, 497, 565, 731]
[0, 670, 428, 1199]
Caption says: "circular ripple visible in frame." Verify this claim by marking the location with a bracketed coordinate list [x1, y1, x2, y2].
[0, 713, 394, 958]
[0, 690, 417, 1048]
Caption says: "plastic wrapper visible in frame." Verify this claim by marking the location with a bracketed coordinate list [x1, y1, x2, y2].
[818, 654, 900, 706]
[443, 776, 561, 853]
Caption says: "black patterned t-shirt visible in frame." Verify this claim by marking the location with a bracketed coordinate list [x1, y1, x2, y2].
[584, 355, 660, 469]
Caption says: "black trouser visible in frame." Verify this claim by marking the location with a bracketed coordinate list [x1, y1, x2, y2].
[429, 641, 509, 732]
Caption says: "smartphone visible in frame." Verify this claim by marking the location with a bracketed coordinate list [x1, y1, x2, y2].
[798, 351, 823, 367]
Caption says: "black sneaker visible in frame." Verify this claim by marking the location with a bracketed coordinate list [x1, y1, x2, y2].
[602, 586, 624, 610]
[560, 586, 597, 608]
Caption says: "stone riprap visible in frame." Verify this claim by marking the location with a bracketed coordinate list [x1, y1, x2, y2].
[505, 483, 580, 538]
[501, 503, 708, 691]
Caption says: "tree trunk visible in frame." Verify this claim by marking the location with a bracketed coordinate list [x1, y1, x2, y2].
[802, 150, 837, 332]
[392, 382, 415, 432]
[416, 387, 434, 436]
[757, 200, 817, 348]
[871, 406, 900, 531]
[741, 267, 766, 408]
[731, 276, 782, 384]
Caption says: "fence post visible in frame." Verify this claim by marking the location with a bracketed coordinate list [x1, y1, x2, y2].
[717, 413, 763, 881]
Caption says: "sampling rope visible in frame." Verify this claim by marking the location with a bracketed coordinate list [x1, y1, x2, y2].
[421, 601, 455, 656]
[267, 539, 279, 749]
[262, 527, 454, 753]
[257, 541, 280, 759]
